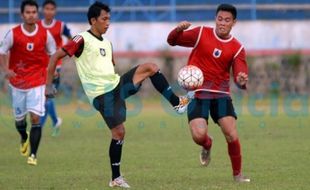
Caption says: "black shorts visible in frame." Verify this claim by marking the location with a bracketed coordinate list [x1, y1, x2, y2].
[92, 66, 140, 129]
[187, 97, 237, 124]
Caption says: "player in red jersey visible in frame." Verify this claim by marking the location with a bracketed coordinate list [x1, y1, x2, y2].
[38, 0, 72, 136]
[167, 4, 250, 182]
[0, 0, 56, 165]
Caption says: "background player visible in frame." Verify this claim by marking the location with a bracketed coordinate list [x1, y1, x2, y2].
[45, 1, 188, 188]
[0, 0, 56, 165]
[167, 4, 250, 182]
[38, 0, 72, 136]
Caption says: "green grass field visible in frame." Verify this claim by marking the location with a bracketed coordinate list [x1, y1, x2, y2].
[1, 97, 310, 190]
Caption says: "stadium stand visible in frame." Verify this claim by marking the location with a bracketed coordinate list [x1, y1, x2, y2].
[0, 0, 309, 23]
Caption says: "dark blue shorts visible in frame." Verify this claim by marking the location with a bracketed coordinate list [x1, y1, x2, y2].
[93, 66, 140, 129]
[187, 97, 237, 124]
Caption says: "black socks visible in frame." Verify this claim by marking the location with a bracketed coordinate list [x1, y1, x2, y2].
[30, 124, 42, 156]
[15, 119, 28, 142]
[150, 71, 179, 107]
[109, 139, 124, 180]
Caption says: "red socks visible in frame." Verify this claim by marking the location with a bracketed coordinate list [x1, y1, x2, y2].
[228, 139, 242, 176]
[202, 135, 212, 150]
[195, 134, 212, 150]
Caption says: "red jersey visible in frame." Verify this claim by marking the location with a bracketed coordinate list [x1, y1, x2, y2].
[1, 24, 56, 89]
[38, 20, 63, 67]
[168, 26, 248, 98]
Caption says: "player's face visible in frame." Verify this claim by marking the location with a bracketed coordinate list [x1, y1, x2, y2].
[21, 5, 38, 25]
[215, 11, 236, 39]
[43, 4, 56, 20]
[93, 10, 110, 35]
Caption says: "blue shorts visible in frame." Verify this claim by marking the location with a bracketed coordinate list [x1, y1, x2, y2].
[187, 97, 237, 124]
[93, 66, 140, 129]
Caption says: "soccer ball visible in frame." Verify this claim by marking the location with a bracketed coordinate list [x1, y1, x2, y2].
[177, 65, 204, 91]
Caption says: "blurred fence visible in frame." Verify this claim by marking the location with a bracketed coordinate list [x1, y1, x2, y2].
[3, 51, 307, 98]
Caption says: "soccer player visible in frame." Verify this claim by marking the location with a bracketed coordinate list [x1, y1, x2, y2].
[0, 0, 56, 165]
[45, 2, 188, 188]
[167, 4, 250, 182]
[38, 0, 72, 136]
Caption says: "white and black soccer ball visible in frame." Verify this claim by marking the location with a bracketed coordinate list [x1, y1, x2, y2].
[177, 65, 204, 91]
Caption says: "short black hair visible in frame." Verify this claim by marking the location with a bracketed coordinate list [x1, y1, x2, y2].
[216, 4, 237, 20]
[87, 1, 111, 25]
[21, 0, 38, 13]
[43, 0, 57, 8]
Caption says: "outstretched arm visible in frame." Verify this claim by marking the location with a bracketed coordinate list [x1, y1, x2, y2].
[167, 21, 200, 47]
[46, 35, 84, 97]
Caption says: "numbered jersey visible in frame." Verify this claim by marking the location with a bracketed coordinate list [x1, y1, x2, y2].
[0, 24, 56, 89]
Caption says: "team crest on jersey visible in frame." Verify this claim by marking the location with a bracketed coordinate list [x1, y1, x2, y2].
[100, 48, 106, 56]
[26, 43, 34, 51]
[213, 48, 222, 58]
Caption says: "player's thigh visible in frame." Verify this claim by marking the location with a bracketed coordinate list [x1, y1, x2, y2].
[189, 118, 209, 139]
[210, 97, 237, 124]
[218, 116, 238, 142]
[93, 88, 126, 129]
[26, 85, 46, 117]
[187, 98, 210, 137]
[120, 66, 141, 99]
[131, 63, 158, 85]
[9, 85, 27, 121]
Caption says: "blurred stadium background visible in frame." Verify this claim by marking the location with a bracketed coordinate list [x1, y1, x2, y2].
[1, 1, 310, 189]
[0, 0, 310, 98]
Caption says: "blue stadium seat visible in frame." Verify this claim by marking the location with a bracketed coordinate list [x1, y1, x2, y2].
[0, 0, 309, 23]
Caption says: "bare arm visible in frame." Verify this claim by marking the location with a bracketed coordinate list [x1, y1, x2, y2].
[0, 30, 15, 78]
[0, 54, 16, 79]
[47, 49, 67, 85]
[232, 48, 248, 89]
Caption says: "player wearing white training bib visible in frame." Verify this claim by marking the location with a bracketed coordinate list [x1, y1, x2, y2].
[45, 2, 189, 188]
[73, 31, 120, 103]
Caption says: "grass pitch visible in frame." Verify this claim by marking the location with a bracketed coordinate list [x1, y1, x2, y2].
[0, 96, 310, 190]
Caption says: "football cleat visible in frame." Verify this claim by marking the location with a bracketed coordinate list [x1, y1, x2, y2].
[200, 148, 211, 166]
[200, 136, 213, 166]
[27, 154, 37, 166]
[234, 173, 251, 183]
[174, 96, 190, 114]
[55, 117, 62, 128]
[109, 176, 130, 188]
[20, 132, 30, 157]
[52, 117, 62, 137]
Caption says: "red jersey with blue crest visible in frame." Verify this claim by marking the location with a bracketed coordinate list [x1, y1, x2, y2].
[0, 24, 56, 89]
[167, 26, 248, 98]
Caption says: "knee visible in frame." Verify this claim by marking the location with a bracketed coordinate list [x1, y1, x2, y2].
[190, 129, 206, 145]
[225, 132, 238, 143]
[30, 115, 40, 125]
[15, 117, 27, 128]
[111, 125, 125, 140]
[31, 118, 40, 125]
[144, 63, 159, 76]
